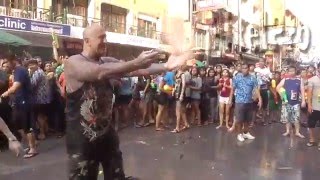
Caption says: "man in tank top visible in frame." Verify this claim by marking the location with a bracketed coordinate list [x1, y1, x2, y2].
[64, 24, 193, 180]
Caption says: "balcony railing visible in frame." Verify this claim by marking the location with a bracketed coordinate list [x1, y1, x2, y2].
[0, 5, 169, 44]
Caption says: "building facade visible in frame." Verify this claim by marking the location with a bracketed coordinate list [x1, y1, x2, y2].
[0, 0, 171, 59]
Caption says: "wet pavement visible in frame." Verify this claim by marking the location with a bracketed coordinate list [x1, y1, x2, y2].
[1, 123, 320, 180]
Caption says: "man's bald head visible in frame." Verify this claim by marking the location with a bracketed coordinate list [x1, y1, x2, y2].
[82, 24, 107, 60]
[83, 24, 105, 39]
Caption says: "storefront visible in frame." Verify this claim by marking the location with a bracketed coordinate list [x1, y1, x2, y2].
[0, 15, 74, 58]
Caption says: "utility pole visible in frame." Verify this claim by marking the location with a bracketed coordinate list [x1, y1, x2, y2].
[238, 0, 241, 54]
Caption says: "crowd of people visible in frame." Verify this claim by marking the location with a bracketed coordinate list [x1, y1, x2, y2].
[1, 52, 318, 154]
[1, 24, 320, 179]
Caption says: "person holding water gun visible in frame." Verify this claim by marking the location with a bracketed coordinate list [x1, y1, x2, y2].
[269, 71, 282, 123]
[276, 66, 306, 139]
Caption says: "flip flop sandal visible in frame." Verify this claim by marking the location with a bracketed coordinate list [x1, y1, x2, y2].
[134, 123, 144, 128]
[171, 129, 180, 133]
[23, 152, 39, 159]
[307, 142, 317, 147]
[24, 148, 30, 153]
[143, 122, 151, 127]
[181, 125, 190, 131]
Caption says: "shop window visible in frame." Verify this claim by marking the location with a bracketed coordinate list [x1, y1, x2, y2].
[137, 19, 156, 38]
[66, 0, 87, 17]
[7, 0, 36, 9]
[53, 0, 63, 16]
[101, 4, 127, 34]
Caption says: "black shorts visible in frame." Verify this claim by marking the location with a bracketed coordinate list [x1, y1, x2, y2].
[115, 95, 132, 106]
[33, 104, 50, 117]
[308, 110, 320, 128]
[235, 103, 253, 122]
[260, 89, 269, 110]
[12, 104, 33, 133]
[155, 92, 169, 106]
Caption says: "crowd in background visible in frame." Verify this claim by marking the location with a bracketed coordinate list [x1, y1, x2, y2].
[1, 42, 320, 158]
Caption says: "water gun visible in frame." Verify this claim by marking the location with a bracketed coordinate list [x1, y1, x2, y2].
[163, 84, 173, 91]
[271, 79, 276, 88]
[51, 30, 59, 48]
[150, 80, 157, 89]
[279, 87, 288, 104]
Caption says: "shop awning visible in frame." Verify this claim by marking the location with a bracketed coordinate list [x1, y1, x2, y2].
[0, 30, 31, 46]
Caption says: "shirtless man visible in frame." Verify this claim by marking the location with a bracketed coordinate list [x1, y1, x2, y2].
[64, 24, 192, 180]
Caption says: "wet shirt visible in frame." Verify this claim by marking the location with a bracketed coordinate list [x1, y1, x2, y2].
[190, 76, 202, 100]
[164, 71, 175, 86]
[308, 76, 320, 111]
[66, 55, 115, 142]
[255, 67, 272, 89]
[119, 77, 133, 96]
[175, 73, 185, 99]
[206, 77, 218, 98]
[184, 71, 191, 97]
[13, 66, 32, 105]
[31, 68, 51, 104]
[283, 78, 301, 106]
[219, 78, 231, 97]
[233, 74, 258, 103]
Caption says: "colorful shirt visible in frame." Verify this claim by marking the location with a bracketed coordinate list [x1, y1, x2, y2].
[233, 73, 258, 103]
[55, 64, 64, 79]
[254, 67, 272, 89]
[283, 78, 301, 106]
[31, 68, 51, 104]
[219, 78, 231, 97]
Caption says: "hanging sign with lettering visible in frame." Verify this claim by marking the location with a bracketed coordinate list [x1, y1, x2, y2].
[0, 15, 71, 36]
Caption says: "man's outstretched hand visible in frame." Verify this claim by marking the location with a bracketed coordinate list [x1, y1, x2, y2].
[162, 17, 194, 70]
[165, 51, 194, 71]
[134, 50, 159, 69]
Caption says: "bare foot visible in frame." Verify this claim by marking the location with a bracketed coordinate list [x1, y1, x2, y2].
[226, 126, 231, 129]
[216, 125, 222, 129]
[38, 134, 46, 140]
[228, 127, 234, 132]
[296, 133, 305, 138]
[282, 132, 290, 136]
[156, 127, 165, 131]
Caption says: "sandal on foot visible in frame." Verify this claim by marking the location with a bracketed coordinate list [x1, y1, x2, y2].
[307, 142, 317, 147]
[134, 123, 144, 128]
[143, 122, 151, 127]
[23, 152, 39, 159]
[171, 129, 180, 133]
[181, 125, 190, 131]
[24, 148, 30, 153]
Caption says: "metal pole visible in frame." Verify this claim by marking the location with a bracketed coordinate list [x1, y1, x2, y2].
[238, 0, 241, 53]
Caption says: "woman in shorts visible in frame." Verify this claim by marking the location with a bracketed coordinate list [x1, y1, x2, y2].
[217, 69, 232, 129]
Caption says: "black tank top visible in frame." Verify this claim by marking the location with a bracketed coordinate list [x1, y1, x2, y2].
[66, 54, 114, 142]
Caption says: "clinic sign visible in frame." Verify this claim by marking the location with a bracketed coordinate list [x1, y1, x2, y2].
[0, 15, 71, 36]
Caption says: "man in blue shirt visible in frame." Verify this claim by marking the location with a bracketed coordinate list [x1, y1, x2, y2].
[231, 64, 262, 142]
[1, 55, 38, 158]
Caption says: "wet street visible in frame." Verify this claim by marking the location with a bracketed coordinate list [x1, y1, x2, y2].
[1, 123, 320, 180]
